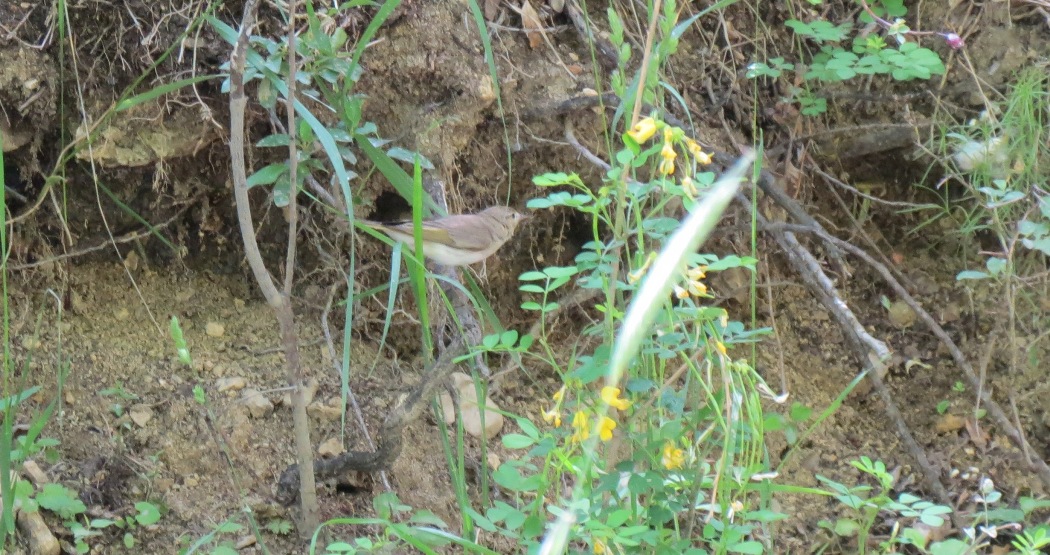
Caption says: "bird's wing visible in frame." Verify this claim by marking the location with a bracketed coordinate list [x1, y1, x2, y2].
[436, 215, 493, 252]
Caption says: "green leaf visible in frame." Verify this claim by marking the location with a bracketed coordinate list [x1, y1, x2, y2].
[0, 387, 40, 412]
[533, 172, 574, 186]
[407, 509, 448, 528]
[502, 434, 536, 449]
[543, 266, 579, 279]
[265, 519, 294, 535]
[134, 502, 161, 526]
[386, 147, 435, 170]
[493, 463, 542, 492]
[986, 257, 1008, 275]
[115, 75, 221, 112]
[246, 163, 287, 188]
[37, 484, 86, 519]
[956, 270, 988, 280]
[516, 416, 540, 438]
[729, 541, 765, 554]
[1020, 497, 1050, 514]
[256, 134, 290, 147]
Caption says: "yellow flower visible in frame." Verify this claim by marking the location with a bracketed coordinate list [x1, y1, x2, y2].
[601, 386, 631, 411]
[687, 280, 707, 297]
[660, 141, 677, 162]
[661, 442, 685, 470]
[715, 341, 727, 356]
[571, 410, 590, 442]
[673, 284, 689, 300]
[687, 265, 707, 281]
[542, 408, 562, 428]
[594, 539, 608, 554]
[659, 140, 677, 176]
[628, 252, 657, 284]
[598, 416, 617, 441]
[626, 117, 658, 143]
[681, 176, 698, 199]
[552, 385, 566, 403]
[686, 138, 713, 165]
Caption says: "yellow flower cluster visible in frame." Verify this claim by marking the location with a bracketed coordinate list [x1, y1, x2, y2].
[659, 128, 677, 176]
[627, 252, 657, 285]
[673, 265, 710, 300]
[661, 442, 685, 470]
[541, 385, 566, 428]
[625, 117, 714, 182]
[544, 385, 633, 444]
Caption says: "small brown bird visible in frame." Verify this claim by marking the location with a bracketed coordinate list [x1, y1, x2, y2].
[361, 206, 530, 267]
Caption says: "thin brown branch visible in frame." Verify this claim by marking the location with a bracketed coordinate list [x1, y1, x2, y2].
[227, 0, 318, 535]
[767, 221, 1050, 489]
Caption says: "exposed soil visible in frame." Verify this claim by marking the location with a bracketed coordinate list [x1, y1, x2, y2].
[1, 0, 1048, 553]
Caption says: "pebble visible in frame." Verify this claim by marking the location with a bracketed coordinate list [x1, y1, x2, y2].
[206, 322, 225, 338]
[438, 372, 504, 439]
[216, 377, 247, 393]
[935, 414, 966, 434]
[240, 389, 274, 418]
[22, 460, 49, 485]
[318, 437, 344, 458]
[887, 300, 917, 329]
[307, 402, 342, 422]
[129, 404, 153, 427]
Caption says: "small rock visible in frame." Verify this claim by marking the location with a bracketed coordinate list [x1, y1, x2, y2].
[935, 414, 966, 434]
[233, 298, 245, 310]
[129, 404, 153, 427]
[460, 398, 504, 439]
[216, 377, 247, 393]
[306, 402, 342, 422]
[17, 509, 59, 555]
[114, 307, 130, 320]
[206, 322, 225, 338]
[184, 474, 200, 487]
[22, 336, 41, 350]
[124, 250, 140, 272]
[887, 300, 917, 329]
[438, 373, 504, 438]
[240, 389, 274, 418]
[235, 536, 257, 549]
[486, 452, 501, 471]
[63, 391, 75, 405]
[22, 460, 49, 485]
[318, 437, 344, 458]
[439, 373, 482, 423]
